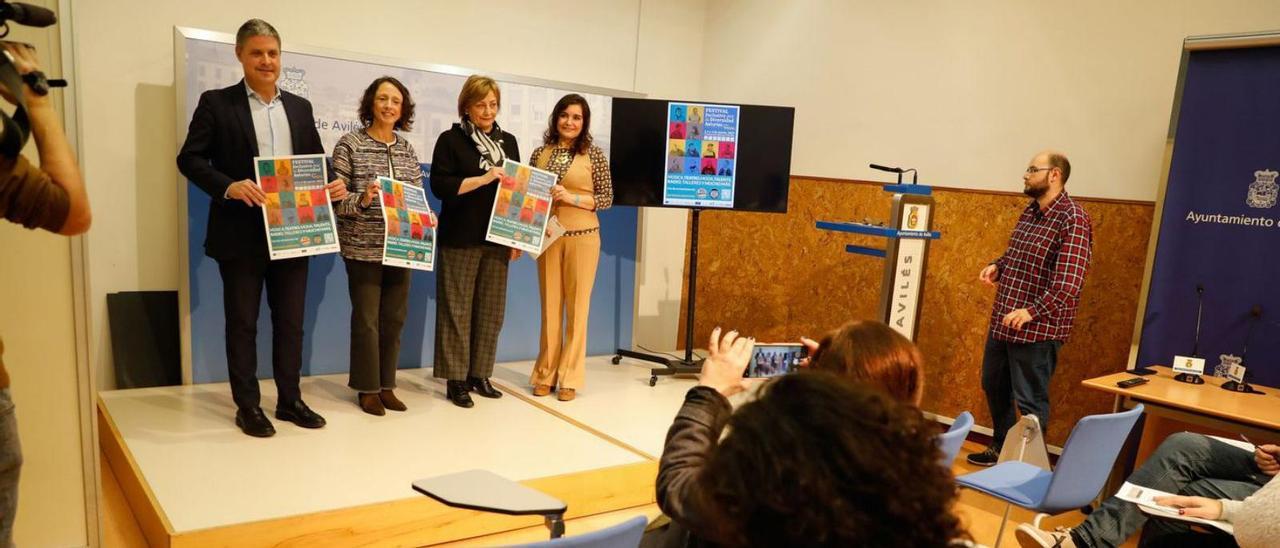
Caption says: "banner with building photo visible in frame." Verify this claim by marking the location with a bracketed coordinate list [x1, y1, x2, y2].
[486, 160, 555, 254]
[255, 154, 340, 259]
[378, 176, 436, 271]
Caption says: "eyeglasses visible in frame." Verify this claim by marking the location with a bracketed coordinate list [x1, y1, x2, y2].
[1025, 166, 1054, 175]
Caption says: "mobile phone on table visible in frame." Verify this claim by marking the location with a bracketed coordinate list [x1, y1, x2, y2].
[745, 343, 807, 378]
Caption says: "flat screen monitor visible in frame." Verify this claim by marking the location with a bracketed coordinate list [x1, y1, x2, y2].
[609, 98, 795, 213]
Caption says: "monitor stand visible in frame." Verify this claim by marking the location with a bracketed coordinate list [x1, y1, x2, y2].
[614, 209, 705, 386]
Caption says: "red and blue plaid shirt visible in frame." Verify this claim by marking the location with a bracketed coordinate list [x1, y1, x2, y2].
[989, 191, 1093, 343]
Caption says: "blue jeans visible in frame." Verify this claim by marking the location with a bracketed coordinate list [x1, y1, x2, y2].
[981, 336, 1060, 447]
[1073, 432, 1267, 548]
[0, 388, 20, 548]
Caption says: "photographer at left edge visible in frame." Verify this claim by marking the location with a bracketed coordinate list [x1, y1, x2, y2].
[0, 40, 90, 547]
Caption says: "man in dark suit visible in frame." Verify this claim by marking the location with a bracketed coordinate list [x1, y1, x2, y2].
[177, 19, 345, 437]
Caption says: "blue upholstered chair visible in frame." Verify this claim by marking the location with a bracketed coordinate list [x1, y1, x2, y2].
[955, 405, 1144, 547]
[938, 411, 975, 467]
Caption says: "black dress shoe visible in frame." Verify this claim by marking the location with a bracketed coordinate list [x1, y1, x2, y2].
[446, 380, 474, 408]
[235, 407, 276, 438]
[275, 399, 327, 428]
[966, 446, 999, 467]
[467, 376, 503, 398]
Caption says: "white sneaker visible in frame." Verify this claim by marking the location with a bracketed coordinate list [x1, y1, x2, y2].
[1014, 522, 1074, 548]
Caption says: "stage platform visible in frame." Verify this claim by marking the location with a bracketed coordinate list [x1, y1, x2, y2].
[99, 356, 696, 547]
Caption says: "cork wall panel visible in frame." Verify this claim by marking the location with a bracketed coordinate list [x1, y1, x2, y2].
[677, 177, 1154, 446]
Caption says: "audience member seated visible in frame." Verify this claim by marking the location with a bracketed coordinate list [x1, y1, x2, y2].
[1015, 432, 1279, 548]
[650, 327, 971, 547]
[804, 319, 924, 405]
[1149, 473, 1279, 548]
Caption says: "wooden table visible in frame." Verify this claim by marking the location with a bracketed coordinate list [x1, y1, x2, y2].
[1082, 366, 1280, 496]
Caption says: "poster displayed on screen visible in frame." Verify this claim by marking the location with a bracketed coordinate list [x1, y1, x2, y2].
[255, 154, 340, 260]
[378, 176, 436, 271]
[663, 102, 740, 208]
[486, 160, 555, 253]
[609, 98, 794, 213]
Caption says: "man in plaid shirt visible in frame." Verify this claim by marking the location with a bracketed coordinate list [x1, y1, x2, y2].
[968, 150, 1093, 467]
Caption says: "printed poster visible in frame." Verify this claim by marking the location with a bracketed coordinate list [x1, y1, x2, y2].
[663, 102, 740, 208]
[255, 154, 340, 259]
[378, 176, 436, 271]
[486, 160, 555, 254]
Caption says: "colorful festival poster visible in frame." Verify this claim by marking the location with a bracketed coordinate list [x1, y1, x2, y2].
[254, 154, 340, 259]
[663, 102, 740, 208]
[378, 176, 436, 271]
[486, 160, 555, 253]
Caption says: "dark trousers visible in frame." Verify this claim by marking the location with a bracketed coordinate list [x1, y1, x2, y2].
[980, 335, 1061, 447]
[1073, 433, 1264, 548]
[345, 259, 411, 393]
[433, 245, 509, 381]
[216, 255, 308, 410]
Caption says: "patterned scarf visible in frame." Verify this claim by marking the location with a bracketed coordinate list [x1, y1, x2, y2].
[461, 119, 507, 170]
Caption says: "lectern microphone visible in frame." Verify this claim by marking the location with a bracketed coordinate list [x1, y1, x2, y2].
[869, 163, 918, 184]
[869, 163, 904, 173]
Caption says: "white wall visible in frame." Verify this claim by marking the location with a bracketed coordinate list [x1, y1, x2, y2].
[631, 1, 707, 351]
[73, 0, 707, 389]
[0, 2, 93, 546]
[698, 0, 1280, 201]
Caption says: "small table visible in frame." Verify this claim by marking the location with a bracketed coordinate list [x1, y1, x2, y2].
[1082, 366, 1280, 495]
[412, 469, 569, 539]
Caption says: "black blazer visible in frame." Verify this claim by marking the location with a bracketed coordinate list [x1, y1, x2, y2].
[429, 123, 520, 247]
[177, 80, 325, 260]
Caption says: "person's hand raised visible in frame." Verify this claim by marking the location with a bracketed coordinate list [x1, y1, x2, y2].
[698, 327, 755, 397]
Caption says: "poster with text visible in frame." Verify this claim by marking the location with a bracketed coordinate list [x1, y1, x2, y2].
[378, 176, 436, 271]
[255, 154, 340, 259]
[663, 102, 740, 208]
[486, 160, 555, 253]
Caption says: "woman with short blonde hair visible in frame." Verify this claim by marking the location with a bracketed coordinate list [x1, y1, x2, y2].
[429, 75, 521, 408]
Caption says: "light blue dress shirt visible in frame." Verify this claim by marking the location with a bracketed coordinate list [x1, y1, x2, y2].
[245, 81, 293, 158]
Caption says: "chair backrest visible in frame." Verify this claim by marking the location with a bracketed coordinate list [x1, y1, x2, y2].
[518, 516, 647, 548]
[1039, 404, 1144, 513]
[937, 411, 974, 467]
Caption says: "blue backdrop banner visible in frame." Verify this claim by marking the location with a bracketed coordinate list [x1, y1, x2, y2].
[179, 31, 635, 384]
[1136, 45, 1280, 387]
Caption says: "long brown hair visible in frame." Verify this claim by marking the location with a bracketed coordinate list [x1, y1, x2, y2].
[542, 93, 593, 156]
[810, 319, 924, 404]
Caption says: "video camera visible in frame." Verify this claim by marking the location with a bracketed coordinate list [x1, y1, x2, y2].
[0, 1, 63, 156]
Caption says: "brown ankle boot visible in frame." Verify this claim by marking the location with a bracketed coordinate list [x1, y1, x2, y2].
[532, 384, 552, 397]
[358, 392, 385, 416]
[380, 389, 407, 411]
[557, 388, 576, 401]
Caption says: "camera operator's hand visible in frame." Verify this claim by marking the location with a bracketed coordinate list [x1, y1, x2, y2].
[796, 336, 820, 368]
[698, 327, 754, 397]
[0, 42, 91, 234]
[226, 179, 266, 207]
[0, 42, 47, 108]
